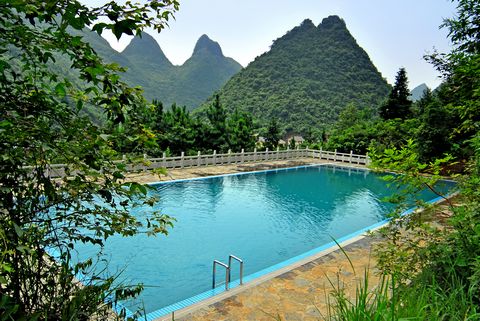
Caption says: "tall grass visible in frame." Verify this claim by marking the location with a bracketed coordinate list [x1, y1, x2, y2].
[326, 268, 480, 321]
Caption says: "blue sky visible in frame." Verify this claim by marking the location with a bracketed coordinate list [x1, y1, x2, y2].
[83, 0, 457, 89]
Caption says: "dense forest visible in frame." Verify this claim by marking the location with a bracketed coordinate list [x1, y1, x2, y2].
[110, 97, 257, 157]
[198, 16, 390, 133]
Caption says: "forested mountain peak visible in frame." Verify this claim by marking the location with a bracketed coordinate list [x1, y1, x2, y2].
[319, 15, 347, 29]
[193, 34, 224, 57]
[299, 18, 316, 29]
[200, 16, 390, 133]
[122, 32, 173, 69]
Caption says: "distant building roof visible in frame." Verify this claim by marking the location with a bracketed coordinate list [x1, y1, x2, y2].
[257, 136, 266, 143]
[287, 135, 304, 142]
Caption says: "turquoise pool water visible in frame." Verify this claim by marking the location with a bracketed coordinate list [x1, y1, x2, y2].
[76, 165, 454, 315]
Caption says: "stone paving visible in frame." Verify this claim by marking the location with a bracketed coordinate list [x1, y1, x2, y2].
[174, 237, 381, 321]
[129, 159, 379, 321]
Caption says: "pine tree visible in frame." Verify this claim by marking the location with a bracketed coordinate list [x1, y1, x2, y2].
[205, 95, 228, 151]
[228, 109, 256, 152]
[380, 68, 412, 120]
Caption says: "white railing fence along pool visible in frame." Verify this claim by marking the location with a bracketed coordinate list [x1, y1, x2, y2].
[36, 148, 370, 178]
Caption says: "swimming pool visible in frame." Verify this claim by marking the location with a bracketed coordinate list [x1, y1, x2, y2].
[76, 164, 454, 318]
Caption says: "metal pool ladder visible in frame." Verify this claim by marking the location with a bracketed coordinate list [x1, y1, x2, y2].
[212, 254, 244, 291]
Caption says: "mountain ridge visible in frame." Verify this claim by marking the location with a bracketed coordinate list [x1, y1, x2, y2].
[82, 30, 242, 109]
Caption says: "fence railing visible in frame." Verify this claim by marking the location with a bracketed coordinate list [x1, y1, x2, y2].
[40, 148, 370, 178]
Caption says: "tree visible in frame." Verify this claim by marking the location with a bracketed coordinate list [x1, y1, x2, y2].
[158, 104, 195, 155]
[335, 103, 362, 130]
[424, 0, 480, 160]
[264, 119, 281, 150]
[288, 137, 296, 149]
[367, 2, 480, 319]
[0, 1, 178, 319]
[379, 68, 412, 120]
[205, 95, 228, 151]
[416, 98, 455, 162]
[227, 109, 256, 152]
[108, 100, 165, 156]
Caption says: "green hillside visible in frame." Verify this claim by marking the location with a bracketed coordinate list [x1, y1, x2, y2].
[199, 16, 390, 133]
[173, 35, 243, 108]
[111, 33, 242, 109]
[60, 30, 242, 110]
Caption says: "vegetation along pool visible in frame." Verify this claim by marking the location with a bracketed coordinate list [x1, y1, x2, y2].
[76, 164, 454, 317]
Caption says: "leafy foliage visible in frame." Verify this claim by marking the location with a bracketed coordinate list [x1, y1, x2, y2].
[339, 1, 480, 319]
[199, 16, 390, 133]
[0, 0, 179, 319]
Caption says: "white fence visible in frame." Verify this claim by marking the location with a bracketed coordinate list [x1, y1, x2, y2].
[41, 148, 369, 178]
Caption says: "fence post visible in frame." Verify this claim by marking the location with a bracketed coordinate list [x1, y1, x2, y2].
[162, 152, 166, 168]
[197, 151, 201, 167]
[122, 154, 127, 172]
[180, 151, 185, 168]
[143, 153, 147, 172]
[228, 149, 232, 164]
[265, 148, 269, 161]
[320, 147, 323, 159]
[241, 148, 245, 163]
[254, 148, 257, 162]
[350, 150, 353, 164]
[334, 149, 337, 162]
[276, 146, 280, 160]
[213, 150, 217, 165]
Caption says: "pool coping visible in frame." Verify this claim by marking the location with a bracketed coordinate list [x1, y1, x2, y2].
[115, 162, 456, 320]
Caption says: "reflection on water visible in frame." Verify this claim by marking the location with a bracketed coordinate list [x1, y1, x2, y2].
[75, 165, 455, 313]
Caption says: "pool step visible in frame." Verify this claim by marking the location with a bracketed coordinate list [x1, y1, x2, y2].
[212, 254, 244, 291]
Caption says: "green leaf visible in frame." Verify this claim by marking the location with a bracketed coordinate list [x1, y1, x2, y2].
[92, 23, 108, 35]
[55, 83, 66, 97]
[111, 19, 136, 40]
[13, 224, 24, 237]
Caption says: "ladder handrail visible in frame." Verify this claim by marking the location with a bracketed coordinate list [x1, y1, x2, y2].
[228, 254, 244, 285]
[212, 260, 230, 291]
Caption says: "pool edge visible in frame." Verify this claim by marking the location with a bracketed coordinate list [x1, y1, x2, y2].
[143, 163, 456, 320]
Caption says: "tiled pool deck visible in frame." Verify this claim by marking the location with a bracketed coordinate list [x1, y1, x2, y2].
[127, 159, 386, 320]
